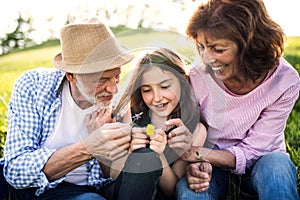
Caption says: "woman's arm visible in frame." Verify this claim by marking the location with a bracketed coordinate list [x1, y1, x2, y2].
[182, 122, 235, 169]
[182, 147, 236, 169]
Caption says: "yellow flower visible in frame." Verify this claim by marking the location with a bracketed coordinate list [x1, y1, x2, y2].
[146, 124, 155, 137]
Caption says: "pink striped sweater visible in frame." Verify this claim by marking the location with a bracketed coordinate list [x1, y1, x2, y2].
[189, 57, 300, 174]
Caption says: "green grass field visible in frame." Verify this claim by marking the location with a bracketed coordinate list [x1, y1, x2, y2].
[0, 33, 299, 194]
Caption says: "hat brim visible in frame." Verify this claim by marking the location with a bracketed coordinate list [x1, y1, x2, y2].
[53, 45, 134, 74]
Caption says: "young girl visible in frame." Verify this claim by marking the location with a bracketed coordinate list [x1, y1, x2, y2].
[123, 48, 207, 198]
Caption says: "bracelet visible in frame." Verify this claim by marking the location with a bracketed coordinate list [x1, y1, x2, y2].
[196, 151, 212, 165]
[196, 151, 204, 162]
[197, 151, 205, 171]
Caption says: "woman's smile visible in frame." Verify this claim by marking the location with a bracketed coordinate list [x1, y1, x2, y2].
[210, 64, 229, 72]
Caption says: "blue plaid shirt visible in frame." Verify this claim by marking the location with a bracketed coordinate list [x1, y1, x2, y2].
[2, 67, 112, 196]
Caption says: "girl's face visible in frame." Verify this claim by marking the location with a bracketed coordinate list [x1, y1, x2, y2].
[196, 32, 239, 82]
[141, 67, 181, 119]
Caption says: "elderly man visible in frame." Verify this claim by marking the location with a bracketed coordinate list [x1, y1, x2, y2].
[1, 18, 162, 200]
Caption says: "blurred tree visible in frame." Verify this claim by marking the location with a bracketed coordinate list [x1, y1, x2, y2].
[0, 13, 34, 55]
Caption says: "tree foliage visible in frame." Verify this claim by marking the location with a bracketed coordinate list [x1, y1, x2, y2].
[0, 13, 34, 55]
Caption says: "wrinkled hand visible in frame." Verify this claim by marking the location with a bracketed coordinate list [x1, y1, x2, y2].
[82, 123, 131, 162]
[186, 162, 212, 192]
[181, 146, 211, 163]
[182, 146, 200, 162]
[164, 118, 193, 155]
[85, 108, 115, 133]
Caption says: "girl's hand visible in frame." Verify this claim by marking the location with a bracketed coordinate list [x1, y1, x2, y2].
[149, 129, 167, 155]
[164, 118, 193, 155]
[130, 127, 149, 152]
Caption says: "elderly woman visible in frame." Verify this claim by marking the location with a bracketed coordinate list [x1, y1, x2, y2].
[176, 0, 300, 199]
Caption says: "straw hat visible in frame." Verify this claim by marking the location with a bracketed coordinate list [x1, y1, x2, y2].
[53, 18, 134, 74]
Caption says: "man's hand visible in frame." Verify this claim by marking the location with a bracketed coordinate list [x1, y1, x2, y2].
[82, 123, 131, 163]
[186, 162, 212, 193]
[85, 108, 114, 133]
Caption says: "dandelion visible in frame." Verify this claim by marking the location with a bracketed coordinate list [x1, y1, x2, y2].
[146, 124, 155, 137]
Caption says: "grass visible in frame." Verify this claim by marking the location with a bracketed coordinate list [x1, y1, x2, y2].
[285, 36, 300, 72]
[0, 32, 299, 196]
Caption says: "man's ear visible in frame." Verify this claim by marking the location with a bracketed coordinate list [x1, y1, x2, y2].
[66, 73, 76, 83]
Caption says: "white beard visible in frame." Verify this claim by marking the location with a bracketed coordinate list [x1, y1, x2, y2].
[76, 76, 112, 111]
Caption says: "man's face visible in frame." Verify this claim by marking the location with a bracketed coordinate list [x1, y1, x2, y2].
[75, 67, 121, 109]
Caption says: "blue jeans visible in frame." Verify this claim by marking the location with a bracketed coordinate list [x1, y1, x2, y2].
[176, 152, 299, 200]
[2, 148, 163, 200]
[8, 182, 106, 200]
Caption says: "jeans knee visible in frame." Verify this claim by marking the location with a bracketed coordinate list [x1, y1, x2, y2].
[251, 152, 299, 199]
[176, 178, 191, 200]
[176, 177, 208, 200]
[252, 152, 297, 189]
[255, 152, 296, 175]
[71, 193, 105, 200]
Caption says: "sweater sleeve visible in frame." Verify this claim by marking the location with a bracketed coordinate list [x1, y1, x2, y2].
[227, 78, 300, 174]
[189, 60, 300, 175]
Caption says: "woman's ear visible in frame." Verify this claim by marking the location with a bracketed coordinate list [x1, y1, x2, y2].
[66, 73, 76, 83]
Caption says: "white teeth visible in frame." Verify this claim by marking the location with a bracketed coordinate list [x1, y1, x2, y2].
[211, 64, 228, 71]
[157, 104, 163, 108]
[154, 103, 167, 108]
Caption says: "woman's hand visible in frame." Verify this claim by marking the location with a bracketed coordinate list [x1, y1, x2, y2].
[181, 146, 202, 162]
[186, 162, 212, 192]
[164, 118, 193, 155]
[130, 127, 149, 152]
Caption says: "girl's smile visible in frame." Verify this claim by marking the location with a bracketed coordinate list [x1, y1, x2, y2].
[141, 66, 181, 120]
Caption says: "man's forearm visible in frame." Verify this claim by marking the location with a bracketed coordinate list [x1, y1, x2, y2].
[43, 141, 92, 181]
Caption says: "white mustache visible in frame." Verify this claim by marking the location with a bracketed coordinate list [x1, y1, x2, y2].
[95, 92, 112, 98]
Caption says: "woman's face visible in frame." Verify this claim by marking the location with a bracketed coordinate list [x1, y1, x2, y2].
[141, 67, 181, 119]
[196, 32, 239, 82]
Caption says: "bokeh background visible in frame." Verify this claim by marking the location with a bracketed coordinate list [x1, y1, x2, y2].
[0, 0, 299, 46]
